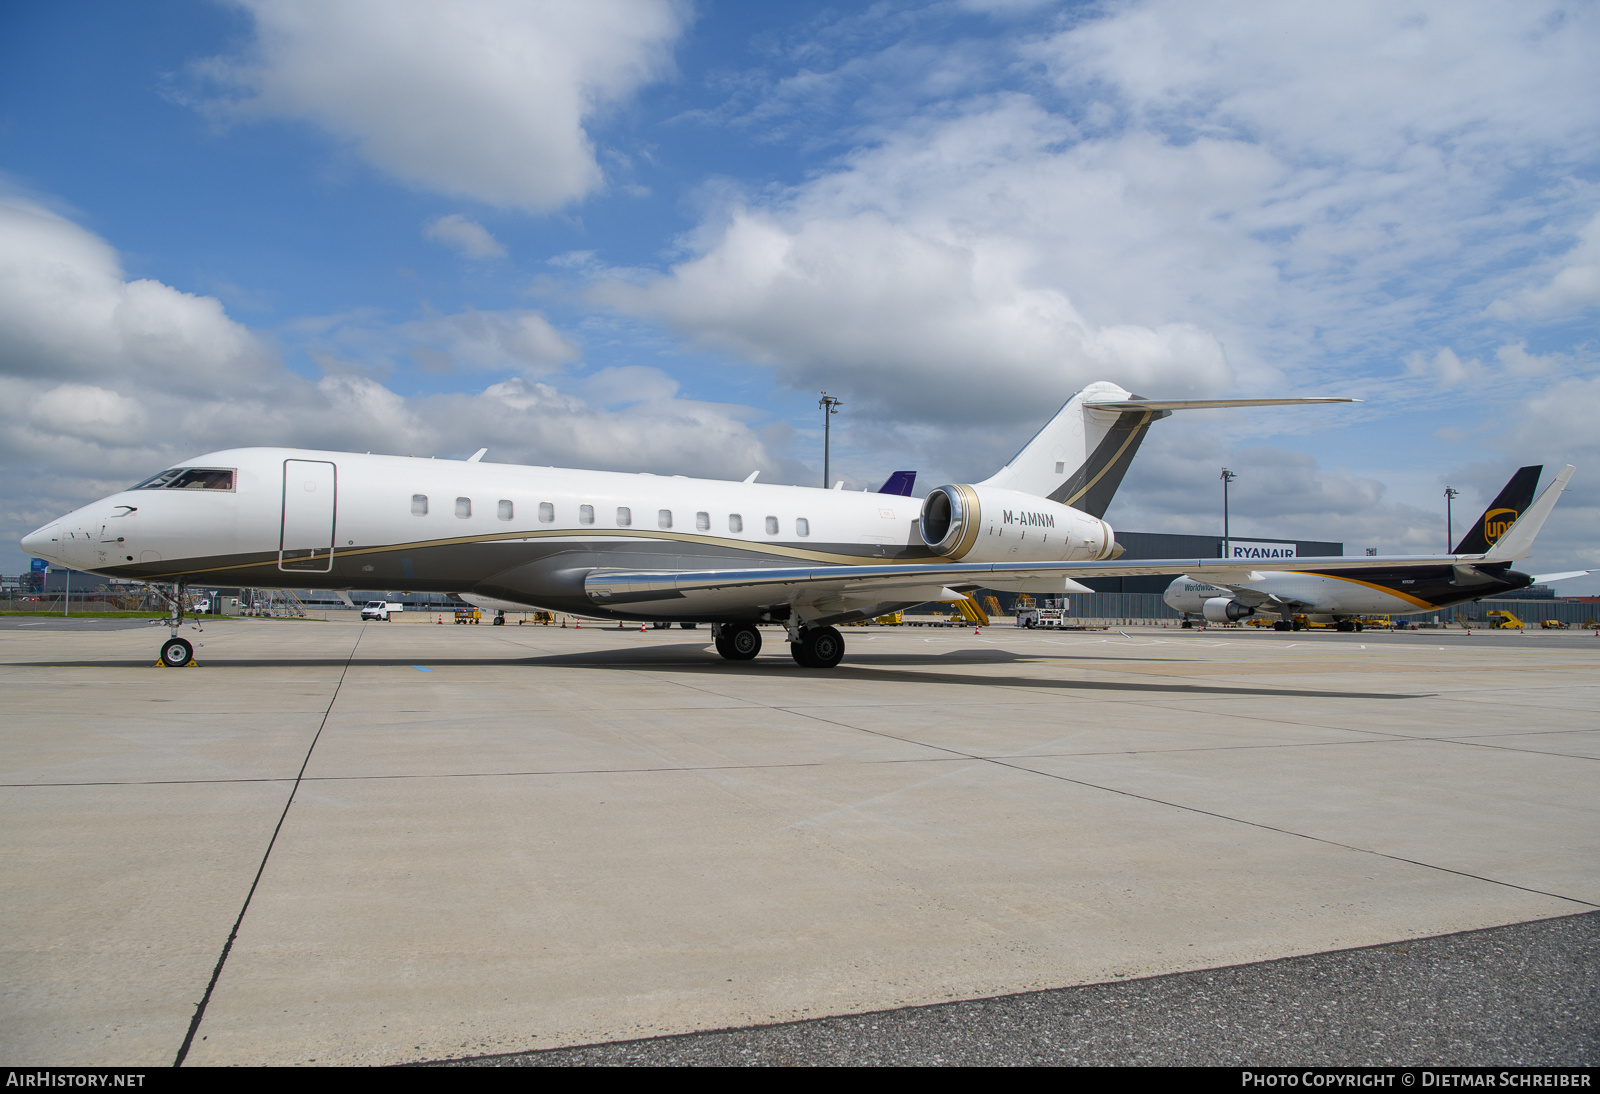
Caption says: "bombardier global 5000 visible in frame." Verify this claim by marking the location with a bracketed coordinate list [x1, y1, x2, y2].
[20, 381, 1575, 668]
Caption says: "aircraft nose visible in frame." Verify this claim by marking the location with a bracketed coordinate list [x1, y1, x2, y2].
[20, 520, 61, 563]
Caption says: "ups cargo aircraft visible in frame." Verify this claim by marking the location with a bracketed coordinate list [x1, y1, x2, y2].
[1164, 464, 1584, 630]
[19, 380, 1573, 668]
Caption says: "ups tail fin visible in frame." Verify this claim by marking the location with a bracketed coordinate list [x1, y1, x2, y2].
[1453, 466, 1542, 555]
[979, 382, 1357, 518]
[1483, 465, 1574, 562]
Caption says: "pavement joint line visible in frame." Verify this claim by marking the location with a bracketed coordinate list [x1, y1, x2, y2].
[725, 694, 1600, 911]
[983, 756, 1600, 912]
[171, 625, 364, 1068]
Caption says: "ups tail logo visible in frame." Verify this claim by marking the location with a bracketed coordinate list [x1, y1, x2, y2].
[1483, 508, 1517, 543]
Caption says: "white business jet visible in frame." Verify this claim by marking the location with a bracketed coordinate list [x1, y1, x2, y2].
[25, 381, 1563, 669]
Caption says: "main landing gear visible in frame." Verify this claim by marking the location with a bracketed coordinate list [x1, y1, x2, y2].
[709, 622, 847, 668]
[790, 625, 844, 669]
[713, 623, 762, 661]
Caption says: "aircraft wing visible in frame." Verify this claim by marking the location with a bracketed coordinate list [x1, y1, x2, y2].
[585, 553, 1502, 615]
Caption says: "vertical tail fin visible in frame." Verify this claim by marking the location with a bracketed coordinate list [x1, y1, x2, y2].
[1453, 466, 1542, 555]
[876, 471, 917, 496]
[1482, 465, 1573, 562]
[979, 382, 1165, 517]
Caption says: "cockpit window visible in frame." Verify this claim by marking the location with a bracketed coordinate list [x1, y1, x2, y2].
[131, 468, 235, 491]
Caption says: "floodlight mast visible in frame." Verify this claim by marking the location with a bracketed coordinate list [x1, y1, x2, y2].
[1220, 468, 1238, 558]
[819, 393, 843, 489]
[1444, 486, 1460, 551]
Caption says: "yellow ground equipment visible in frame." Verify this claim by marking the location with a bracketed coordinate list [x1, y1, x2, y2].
[1485, 610, 1524, 629]
[952, 596, 989, 626]
[981, 596, 1003, 619]
[1541, 619, 1569, 629]
[454, 607, 482, 624]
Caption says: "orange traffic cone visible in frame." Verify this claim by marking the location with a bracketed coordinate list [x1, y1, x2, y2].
[640, 622, 646, 632]
[561, 619, 566, 628]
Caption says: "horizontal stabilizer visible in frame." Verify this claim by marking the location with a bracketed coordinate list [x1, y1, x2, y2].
[1531, 570, 1590, 584]
[1084, 398, 1359, 412]
[1484, 465, 1575, 561]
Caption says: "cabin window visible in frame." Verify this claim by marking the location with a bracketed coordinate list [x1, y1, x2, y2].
[498, 500, 513, 520]
[579, 504, 594, 525]
[658, 509, 672, 529]
[765, 516, 779, 535]
[616, 506, 631, 526]
[728, 514, 743, 533]
[696, 511, 710, 531]
[412, 494, 428, 516]
[538, 502, 554, 523]
[796, 518, 810, 537]
[456, 497, 471, 518]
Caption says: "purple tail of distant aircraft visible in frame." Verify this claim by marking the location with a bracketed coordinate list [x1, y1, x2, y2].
[876, 471, 916, 496]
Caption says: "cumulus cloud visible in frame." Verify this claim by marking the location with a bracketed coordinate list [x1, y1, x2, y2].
[599, 1, 1598, 444]
[424, 214, 506, 259]
[401, 309, 577, 375]
[195, 0, 690, 210]
[0, 196, 784, 569]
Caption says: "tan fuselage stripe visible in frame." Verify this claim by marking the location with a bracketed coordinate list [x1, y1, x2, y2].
[153, 527, 937, 579]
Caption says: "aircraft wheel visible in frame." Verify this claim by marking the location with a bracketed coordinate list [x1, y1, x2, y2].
[1274, 621, 1291, 632]
[791, 626, 845, 668]
[160, 637, 193, 667]
[1180, 619, 1192, 629]
[717, 623, 762, 661]
[679, 622, 698, 629]
[493, 615, 505, 625]
[1353, 621, 1364, 632]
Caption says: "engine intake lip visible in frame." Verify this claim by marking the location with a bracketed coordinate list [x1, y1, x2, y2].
[920, 485, 982, 559]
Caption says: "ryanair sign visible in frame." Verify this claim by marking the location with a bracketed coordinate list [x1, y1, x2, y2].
[1483, 508, 1517, 544]
[1226, 541, 1298, 560]
[1002, 509, 1056, 528]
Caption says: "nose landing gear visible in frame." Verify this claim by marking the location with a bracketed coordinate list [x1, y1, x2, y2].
[150, 581, 201, 667]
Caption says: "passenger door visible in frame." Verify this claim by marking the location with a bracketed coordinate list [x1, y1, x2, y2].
[280, 459, 336, 572]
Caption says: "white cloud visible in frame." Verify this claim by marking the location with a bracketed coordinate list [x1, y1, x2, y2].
[400, 309, 578, 375]
[600, 1, 1598, 438]
[424, 214, 506, 259]
[1490, 212, 1600, 319]
[196, 0, 690, 210]
[0, 195, 785, 571]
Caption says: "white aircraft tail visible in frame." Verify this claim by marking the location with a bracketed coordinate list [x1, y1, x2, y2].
[979, 382, 1358, 516]
[1483, 465, 1575, 562]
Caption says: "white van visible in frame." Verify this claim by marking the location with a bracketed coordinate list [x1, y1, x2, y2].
[361, 600, 403, 621]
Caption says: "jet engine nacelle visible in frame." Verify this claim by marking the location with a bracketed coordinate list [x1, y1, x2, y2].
[919, 484, 1116, 563]
[1202, 596, 1255, 623]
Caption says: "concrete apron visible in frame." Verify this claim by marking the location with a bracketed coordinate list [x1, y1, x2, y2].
[1, 619, 1594, 1065]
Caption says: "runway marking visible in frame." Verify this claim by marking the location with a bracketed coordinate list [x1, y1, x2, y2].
[413, 665, 433, 671]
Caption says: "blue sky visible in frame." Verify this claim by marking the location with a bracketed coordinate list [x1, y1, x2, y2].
[2, 0, 1597, 587]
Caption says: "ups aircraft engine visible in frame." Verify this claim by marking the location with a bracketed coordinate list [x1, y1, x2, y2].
[920, 484, 1116, 563]
[1202, 596, 1256, 623]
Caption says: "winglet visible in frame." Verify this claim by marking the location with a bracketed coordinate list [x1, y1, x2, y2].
[1483, 465, 1575, 561]
[467, 448, 488, 463]
[744, 470, 760, 483]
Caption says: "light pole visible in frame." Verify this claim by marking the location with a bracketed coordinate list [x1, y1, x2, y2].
[1444, 487, 1460, 551]
[1220, 468, 1237, 558]
[819, 392, 842, 488]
